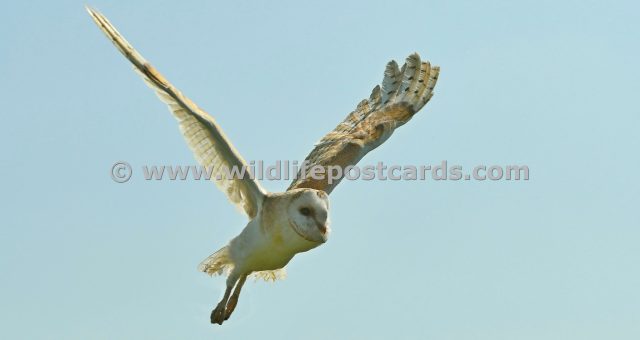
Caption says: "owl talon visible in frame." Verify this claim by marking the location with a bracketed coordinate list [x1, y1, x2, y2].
[211, 303, 226, 325]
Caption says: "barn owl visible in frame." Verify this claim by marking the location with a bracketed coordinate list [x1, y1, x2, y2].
[87, 7, 439, 325]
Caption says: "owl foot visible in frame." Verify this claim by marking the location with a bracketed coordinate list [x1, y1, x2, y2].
[211, 302, 227, 325]
[211, 274, 248, 325]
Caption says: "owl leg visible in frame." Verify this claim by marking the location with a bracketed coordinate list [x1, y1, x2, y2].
[224, 274, 248, 320]
[211, 274, 238, 325]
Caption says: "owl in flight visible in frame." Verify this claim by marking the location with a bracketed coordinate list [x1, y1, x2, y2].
[87, 7, 439, 325]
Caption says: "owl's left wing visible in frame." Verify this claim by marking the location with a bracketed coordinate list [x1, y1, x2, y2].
[288, 53, 439, 194]
[87, 7, 266, 218]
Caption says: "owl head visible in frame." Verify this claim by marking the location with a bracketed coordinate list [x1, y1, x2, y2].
[286, 189, 331, 244]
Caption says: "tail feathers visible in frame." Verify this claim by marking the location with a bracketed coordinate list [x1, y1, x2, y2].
[198, 247, 233, 276]
[252, 268, 287, 282]
[197, 246, 287, 281]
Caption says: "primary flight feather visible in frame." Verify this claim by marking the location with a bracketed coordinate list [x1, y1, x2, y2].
[87, 6, 439, 325]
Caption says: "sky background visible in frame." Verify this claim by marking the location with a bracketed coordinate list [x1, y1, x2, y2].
[1, 0, 639, 339]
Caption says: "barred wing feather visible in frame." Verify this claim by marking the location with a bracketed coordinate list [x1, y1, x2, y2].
[288, 53, 439, 194]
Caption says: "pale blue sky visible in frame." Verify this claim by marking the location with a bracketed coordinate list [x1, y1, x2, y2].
[1, 0, 639, 339]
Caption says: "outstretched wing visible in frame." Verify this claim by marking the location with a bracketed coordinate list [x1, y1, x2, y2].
[87, 7, 266, 218]
[288, 53, 439, 194]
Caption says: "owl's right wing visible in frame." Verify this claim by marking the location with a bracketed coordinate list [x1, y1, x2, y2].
[288, 53, 439, 194]
[87, 7, 266, 218]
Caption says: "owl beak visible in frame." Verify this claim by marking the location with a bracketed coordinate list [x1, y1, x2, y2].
[316, 222, 328, 235]
[317, 224, 330, 243]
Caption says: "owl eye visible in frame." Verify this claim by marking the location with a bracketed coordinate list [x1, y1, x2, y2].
[299, 207, 311, 216]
